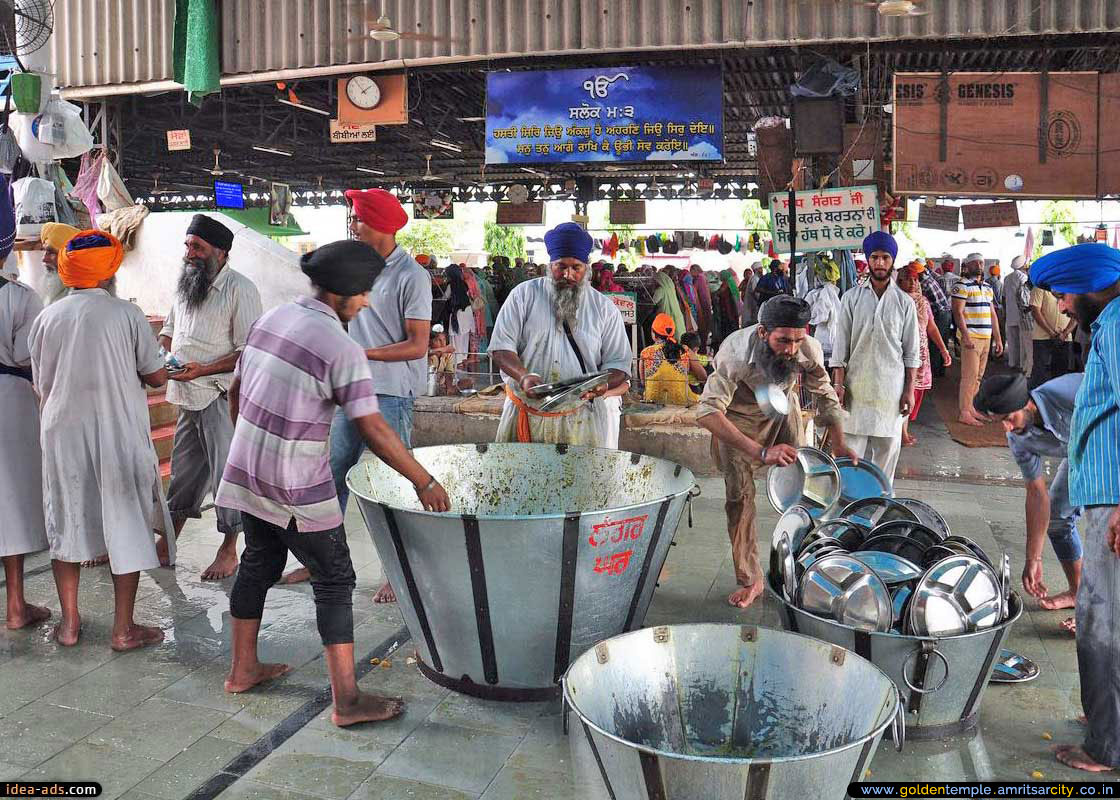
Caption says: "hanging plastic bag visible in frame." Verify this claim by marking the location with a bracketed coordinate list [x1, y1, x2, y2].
[97, 157, 133, 211]
[12, 176, 56, 237]
[10, 97, 93, 162]
[0, 90, 21, 175]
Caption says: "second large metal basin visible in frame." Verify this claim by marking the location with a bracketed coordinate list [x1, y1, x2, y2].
[349, 443, 695, 700]
[564, 624, 901, 800]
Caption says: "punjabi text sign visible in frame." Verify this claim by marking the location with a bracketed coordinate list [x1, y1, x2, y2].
[768, 186, 880, 254]
[918, 203, 961, 232]
[961, 202, 1020, 230]
[485, 66, 723, 165]
[606, 292, 638, 325]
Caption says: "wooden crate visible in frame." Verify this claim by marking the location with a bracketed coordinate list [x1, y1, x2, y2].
[1098, 74, 1120, 196]
[892, 72, 1099, 199]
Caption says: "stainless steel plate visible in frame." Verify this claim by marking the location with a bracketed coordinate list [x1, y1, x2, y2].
[895, 498, 951, 540]
[909, 555, 1002, 636]
[833, 457, 893, 509]
[799, 520, 863, 555]
[753, 383, 790, 419]
[797, 553, 894, 632]
[990, 649, 1041, 684]
[775, 532, 797, 601]
[851, 550, 924, 585]
[796, 544, 846, 572]
[943, 535, 995, 568]
[840, 497, 920, 530]
[868, 520, 942, 550]
[999, 552, 1011, 621]
[766, 448, 841, 517]
[772, 506, 815, 557]
[861, 532, 928, 566]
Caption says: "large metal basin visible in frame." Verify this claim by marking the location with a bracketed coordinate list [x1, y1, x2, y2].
[563, 624, 901, 800]
[349, 443, 695, 700]
[767, 578, 1021, 739]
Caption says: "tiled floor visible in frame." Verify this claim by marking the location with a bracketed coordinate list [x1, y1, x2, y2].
[0, 423, 1101, 799]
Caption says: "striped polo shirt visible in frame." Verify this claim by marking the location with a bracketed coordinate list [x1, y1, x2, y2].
[951, 279, 995, 338]
[1069, 295, 1120, 508]
[216, 296, 379, 531]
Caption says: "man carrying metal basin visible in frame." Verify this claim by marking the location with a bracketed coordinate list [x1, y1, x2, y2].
[696, 294, 858, 609]
[214, 241, 450, 727]
[489, 222, 632, 446]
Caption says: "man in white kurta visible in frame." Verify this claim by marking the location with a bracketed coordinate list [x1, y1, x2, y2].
[830, 232, 921, 482]
[0, 274, 52, 630]
[489, 223, 632, 447]
[29, 231, 174, 650]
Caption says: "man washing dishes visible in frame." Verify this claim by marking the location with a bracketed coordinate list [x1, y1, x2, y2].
[488, 222, 632, 447]
[830, 231, 921, 482]
[1030, 242, 1120, 774]
[696, 295, 857, 609]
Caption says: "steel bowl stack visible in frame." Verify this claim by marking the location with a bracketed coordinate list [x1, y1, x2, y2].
[765, 453, 1021, 738]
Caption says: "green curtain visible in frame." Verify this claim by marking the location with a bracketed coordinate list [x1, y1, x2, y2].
[173, 0, 220, 105]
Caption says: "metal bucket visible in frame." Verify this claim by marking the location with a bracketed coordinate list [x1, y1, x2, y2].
[348, 443, 696, 700]
[766, 578, 1022, 739]
[563, 624, 902, 800]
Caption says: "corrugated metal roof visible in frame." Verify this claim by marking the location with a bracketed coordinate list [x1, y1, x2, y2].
[51, 0, 1120, 94]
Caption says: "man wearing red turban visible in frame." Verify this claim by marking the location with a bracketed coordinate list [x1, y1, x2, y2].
[281, 188, 431, 602]
[29, 230, 175, 650]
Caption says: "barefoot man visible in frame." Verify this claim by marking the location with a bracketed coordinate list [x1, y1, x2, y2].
[974, 372, 1083, 633]
[160, 214, 262, 579]
[0, 197, 52, 630]
[1031, 242, 1120, 773]
[215, 241, 449, 725]
[697, 295, 857, 609]
[29, 231, 173, 650]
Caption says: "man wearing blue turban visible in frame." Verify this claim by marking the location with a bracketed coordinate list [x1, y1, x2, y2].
[488, 223, 632, 446]
[829, 231, 921, 481]
[1032, 243, 1120, 774]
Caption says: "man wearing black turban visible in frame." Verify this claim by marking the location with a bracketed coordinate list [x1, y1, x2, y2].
[215, 240, 449, 728]
[695, 295, 856, 609]
[975, 372, 1084, 637]
[158, 214, 263, 579]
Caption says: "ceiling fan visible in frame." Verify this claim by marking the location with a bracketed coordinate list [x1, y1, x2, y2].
[860, 0, 929, 17]
[350, 11, 463, 44]
[195, 145, 242, 177]
[409, 154, 453, 183]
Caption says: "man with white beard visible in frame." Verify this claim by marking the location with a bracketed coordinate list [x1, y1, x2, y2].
[489, 222, 632, 446]
[39, 222, 79, 305]
[159, 215, 262, 580]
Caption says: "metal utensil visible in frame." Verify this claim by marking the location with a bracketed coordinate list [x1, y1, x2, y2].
[943, 535, 995, 568]
[840, 497, 920, 530]
[772, 506, 815, 558]
[908, 555, 1002, 637]
[990, 649, 1041, 684]
[861, 533, 929, 566]
[851, 551, 924, 585]
[833, 457, 894, 509]
[754, 383, 790, 420]
[535, 373, 610, 412]
[798, 553, 894, 632]
[868, 520, 942, 551]
[767, 448, 841, 517]
[999, 552, 1011, 621]
[894, 498, 951, 540]
[797, 543, 847, 572]
[804, 520, 868, 555]
[774, 531, 797, 601]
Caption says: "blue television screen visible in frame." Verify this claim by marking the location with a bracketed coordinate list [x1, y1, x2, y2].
[214, 180, 245, 209]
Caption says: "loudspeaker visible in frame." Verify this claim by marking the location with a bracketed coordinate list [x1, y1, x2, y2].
[792, 96, 844, 155]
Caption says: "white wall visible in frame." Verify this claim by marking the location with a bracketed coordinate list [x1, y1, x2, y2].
[15, 210, 311, 316]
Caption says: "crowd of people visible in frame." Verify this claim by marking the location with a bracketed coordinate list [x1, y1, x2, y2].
[1, 186, 1118, 771]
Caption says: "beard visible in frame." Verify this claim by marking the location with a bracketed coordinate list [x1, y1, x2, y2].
[177, 256, 219, 309]
[551, 275, 584, 328]
[756, 335, 799, 384]
[1073, 295, 1105, 333]
[42, 269, 68, 305]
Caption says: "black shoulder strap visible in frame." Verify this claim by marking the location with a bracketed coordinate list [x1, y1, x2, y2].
[561, 320, 589, 373]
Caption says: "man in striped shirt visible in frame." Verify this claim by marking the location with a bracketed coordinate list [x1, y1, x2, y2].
[952, 253, 1003, 426]
[1032, 242, 1120, 773]
[215, 241, 449, 726]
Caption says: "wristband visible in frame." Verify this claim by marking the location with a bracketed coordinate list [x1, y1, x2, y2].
[760, 447, 768, 463]
[415, 477, 438, 494]
[520, 373, 541, 385]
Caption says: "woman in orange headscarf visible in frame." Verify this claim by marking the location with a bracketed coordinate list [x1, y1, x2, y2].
[639, 313, 708, 406]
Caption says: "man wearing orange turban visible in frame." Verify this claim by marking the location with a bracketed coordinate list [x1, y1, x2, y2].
[57, 230, 125, 290]
[280, 187, 431, 597]
[29, 228, 175, 650]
